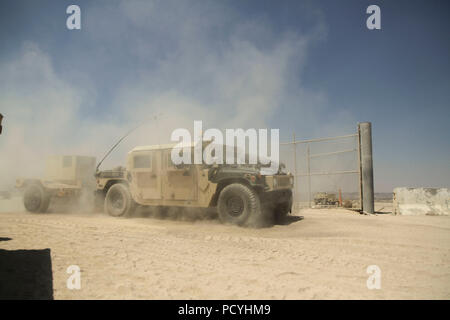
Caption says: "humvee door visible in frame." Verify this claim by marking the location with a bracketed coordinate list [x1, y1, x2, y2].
[162, 150, 197, 201]
[132, 151, 162, 200]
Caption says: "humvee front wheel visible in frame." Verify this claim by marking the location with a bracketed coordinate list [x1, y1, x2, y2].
[104, 183, 136, 217]
[24, 183, 50, 213]
[217, 183, 261, 226]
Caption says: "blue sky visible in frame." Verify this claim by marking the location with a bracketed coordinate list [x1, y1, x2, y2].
[0, 0, 449, 192]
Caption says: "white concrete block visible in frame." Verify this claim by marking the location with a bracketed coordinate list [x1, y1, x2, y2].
[393, 187, 450, 216]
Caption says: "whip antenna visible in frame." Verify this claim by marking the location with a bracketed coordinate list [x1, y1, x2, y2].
[96, 113, 163, 172]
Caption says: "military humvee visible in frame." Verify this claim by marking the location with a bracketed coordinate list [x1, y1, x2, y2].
[314, 192, 338, 206]
[16, 155, 96, 212]
[96, 143, 294, 227]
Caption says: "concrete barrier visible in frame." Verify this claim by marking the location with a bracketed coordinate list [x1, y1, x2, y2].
[393, 188, 450, 216]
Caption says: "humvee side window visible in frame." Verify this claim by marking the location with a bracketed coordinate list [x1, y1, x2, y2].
[168, 148, 194, 168]
[167, 152, 184, 168]
[134, 154, 151, 169]
[63, 156, 72, 167]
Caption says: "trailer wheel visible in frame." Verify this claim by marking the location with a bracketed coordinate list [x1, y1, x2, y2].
[217, 183, 262, 227]
[24, 183, 50, 213]
[104, 183, 136, 217]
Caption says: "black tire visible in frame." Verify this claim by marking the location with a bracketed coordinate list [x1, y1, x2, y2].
[104, 183, 136, 217]
[23, 183, 50, 213]
[217, 183, 262, 226]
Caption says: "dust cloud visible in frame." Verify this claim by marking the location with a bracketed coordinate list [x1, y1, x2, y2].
[0, 1, 353, 198]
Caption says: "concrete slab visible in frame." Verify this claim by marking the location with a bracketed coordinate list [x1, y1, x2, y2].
[393, 187, 450, 216]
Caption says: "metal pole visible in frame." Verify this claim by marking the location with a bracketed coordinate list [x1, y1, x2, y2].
[307, 143, 311, 208]
[293, 132, 298, 209]
[358, 122, 374, 214]
[357, 125, 363, 211]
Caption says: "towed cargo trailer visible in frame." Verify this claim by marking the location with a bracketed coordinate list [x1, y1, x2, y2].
[16, 155, 96, 213]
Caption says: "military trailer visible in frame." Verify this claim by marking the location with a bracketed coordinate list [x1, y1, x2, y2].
[97, 143, 294, 227]
[16, 155, 96, 213]
[314, 192, 339, 206]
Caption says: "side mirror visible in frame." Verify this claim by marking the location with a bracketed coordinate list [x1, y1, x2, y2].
[0, 113, 3, 135]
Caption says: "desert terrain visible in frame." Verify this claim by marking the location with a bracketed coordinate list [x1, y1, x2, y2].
[0, 199, 449, 299]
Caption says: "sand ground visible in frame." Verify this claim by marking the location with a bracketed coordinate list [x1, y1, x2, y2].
[0, 199, 449, 299]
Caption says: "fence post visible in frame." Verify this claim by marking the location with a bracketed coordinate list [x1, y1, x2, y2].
[358, 122, 374, 214]
[293, 132, 298, 209]
[357, 125, 363, 210]
[307, 143, 311, 208]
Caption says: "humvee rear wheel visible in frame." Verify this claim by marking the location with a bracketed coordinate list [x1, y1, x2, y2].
[24, 184, 50, 213]
[104, 183, 136, 217]
[217, 183, 261, 226]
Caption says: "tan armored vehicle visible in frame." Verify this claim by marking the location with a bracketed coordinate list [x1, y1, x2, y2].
[16, 155, 96, 212]
[314, 192, 339, 206]
[96, 143, 294, 227]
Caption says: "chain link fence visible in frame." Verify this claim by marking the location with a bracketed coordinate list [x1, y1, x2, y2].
[280, 130, 362, 210]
